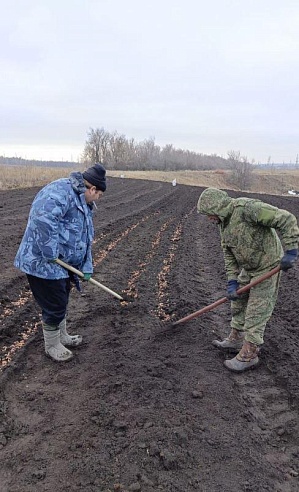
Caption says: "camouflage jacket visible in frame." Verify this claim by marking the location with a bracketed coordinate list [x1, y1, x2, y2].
[197, 188, 299, 280]
[14, 172, 95, 279]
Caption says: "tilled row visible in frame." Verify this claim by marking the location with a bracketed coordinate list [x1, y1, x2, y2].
[0, 185, 198, 372]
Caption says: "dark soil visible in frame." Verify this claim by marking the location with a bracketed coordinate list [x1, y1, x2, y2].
[1, 178, 299, 492]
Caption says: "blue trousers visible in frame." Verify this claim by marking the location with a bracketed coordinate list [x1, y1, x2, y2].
[27, 274, 71, 326]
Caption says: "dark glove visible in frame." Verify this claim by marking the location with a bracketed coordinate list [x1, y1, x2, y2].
[69, 273, 81, 292]
[49, 258, 58, 263]
[280, 249, 298, 271]
[82, 273, 92, 281]
[227, 280, 240, 301]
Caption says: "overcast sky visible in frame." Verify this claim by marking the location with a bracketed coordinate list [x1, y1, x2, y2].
[1, 0, 299, 163]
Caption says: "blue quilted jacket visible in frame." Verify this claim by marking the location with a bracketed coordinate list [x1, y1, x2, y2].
[14, 172, 95, 279]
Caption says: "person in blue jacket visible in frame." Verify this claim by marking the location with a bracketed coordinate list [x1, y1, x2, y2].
[14, 163, 106, 362]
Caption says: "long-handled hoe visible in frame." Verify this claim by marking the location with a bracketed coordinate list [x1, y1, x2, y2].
[55, 258, 130, 302]
[172, 265, 281, 327]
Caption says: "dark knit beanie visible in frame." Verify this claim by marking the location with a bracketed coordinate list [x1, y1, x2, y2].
[82, 163, 106, 192]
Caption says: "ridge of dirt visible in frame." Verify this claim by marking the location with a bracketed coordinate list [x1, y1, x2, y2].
[1, 179, 299, 491]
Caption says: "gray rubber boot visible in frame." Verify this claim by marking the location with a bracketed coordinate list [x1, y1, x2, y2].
[43, 325, 73, 362]
[212, 328, 245, 352]
[224, 341, 260, 373]
[59, 318, 82, 347]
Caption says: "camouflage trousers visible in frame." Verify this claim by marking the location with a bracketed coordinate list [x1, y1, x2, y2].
[230, 266, 281, 346]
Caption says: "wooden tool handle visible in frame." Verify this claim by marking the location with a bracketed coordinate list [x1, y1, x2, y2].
[55, 258, 124, 301]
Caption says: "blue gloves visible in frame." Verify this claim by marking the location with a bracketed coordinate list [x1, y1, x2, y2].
[280, 249, 298, 271]
[227, 280, 240, 301]
[82, 273, 92, 281]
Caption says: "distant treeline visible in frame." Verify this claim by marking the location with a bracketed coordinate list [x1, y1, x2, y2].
[82, 128, 231, 171]
[0, 156, 77, 168]
[258, 163, 299, 169]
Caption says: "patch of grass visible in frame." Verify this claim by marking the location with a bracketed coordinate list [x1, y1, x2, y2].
[0, 166, 75, 190]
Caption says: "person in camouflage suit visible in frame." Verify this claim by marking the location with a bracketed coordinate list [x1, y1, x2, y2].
[197, 187, 299, 372]
[14, 163, 106, 362]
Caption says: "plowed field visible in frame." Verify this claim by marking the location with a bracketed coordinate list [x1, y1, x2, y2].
[1, 178, 299, 492]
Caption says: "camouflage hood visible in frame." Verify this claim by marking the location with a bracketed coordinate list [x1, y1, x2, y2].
[69, 171, 87, 195]
[197, 188, 234, 221]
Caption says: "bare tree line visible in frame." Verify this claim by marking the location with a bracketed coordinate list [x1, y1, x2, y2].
[0, 128, 254, 190]
[82, 127, 232, 172]
[0, 156, 76, 168]
[82, 127, 254, 189]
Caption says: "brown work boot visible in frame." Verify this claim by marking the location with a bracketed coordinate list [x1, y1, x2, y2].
[224, 340, 260, 372]
[212, 328, 245, 352]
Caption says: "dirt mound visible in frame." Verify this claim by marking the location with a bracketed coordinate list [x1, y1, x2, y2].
[1, 179, 299, 491]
